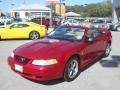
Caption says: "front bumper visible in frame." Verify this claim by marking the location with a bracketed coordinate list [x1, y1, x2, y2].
[8, 56, 63, 81]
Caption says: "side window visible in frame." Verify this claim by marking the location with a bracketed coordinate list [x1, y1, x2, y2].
[22, 24, 29, 28]
[88, 29, 102, 38]
[10, 24, 29, 28]
[10, 24, 19, 28]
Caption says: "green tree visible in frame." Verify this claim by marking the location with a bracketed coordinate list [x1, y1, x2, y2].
[66, 0, 112, 17]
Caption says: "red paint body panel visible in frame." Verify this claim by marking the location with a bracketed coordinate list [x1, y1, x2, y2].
[8, 57, 63, 81]
[8, 26, 112, 81]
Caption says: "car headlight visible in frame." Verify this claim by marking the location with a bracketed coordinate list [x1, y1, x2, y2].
[32, 59, 58, 66]
[10, 52, 14, 58]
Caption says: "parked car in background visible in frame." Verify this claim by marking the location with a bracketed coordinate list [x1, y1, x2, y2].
[8, 25, 112, 82]
[13, 17, 22, 22]
[109, 22, 120, 31]
[92, 19, 106, 28]
[61, 19, 81, 26]
[0, 16, 14, 23]
[0, 17, 23, 28]
[105, 20, 112, 30]
[0, 20, 13, 28]
[0, 22, 47, 40]
[30, 17, 58, 29]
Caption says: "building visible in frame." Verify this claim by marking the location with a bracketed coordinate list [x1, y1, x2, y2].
[10, 4, 51, 19]
[113, 0, 120, 23]
[55, 3, 66, 17]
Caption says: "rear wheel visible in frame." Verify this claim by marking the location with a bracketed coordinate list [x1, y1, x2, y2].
[64, 57, 80, 82]
[29, 31, 40, 40]
[103, 43, 111, 57]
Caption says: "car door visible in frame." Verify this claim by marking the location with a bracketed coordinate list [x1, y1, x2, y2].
[92, 29, 106, 56]
[0, 25, 19, 39]
[80, 29, 105, 66]
[2, 23, 30, 39]
[10, 24, 30, 38]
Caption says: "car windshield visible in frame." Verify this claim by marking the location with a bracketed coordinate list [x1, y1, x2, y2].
[47, 27, 85, 41]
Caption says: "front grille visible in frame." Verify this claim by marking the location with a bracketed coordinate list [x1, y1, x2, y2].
[16, 55, 30, 63]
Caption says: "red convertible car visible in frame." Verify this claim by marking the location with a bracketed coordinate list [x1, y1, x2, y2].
[8, 26, 112, 82]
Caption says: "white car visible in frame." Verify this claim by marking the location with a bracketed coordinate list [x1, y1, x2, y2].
[62, 19, 80, 26]
[0, 21, 11, 28]
[0, 17, 13, 23]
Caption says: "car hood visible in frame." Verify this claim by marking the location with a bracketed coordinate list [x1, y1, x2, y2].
[15, 38, 79, 59]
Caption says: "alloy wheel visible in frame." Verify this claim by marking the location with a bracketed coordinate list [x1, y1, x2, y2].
[64, 57, 80, 82]
[29, 31, 40, 40]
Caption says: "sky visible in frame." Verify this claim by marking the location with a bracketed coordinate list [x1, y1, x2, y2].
[0, 0, 105, 13]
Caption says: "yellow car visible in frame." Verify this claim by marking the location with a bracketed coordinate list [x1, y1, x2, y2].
[0, 22, 47, 40]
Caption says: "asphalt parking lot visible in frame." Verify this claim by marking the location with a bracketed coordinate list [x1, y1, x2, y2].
[0, 31, 120, 90]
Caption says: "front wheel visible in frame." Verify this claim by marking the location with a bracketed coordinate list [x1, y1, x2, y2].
[64, 57, 80, 82]
[29, 31, 40, 40]
[103, 43, 111, 57]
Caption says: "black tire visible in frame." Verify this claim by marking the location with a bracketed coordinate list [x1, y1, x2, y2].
[64, 57, 80, 82]
[29, 31, 40, 40]
[103, 43, 111, 57]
